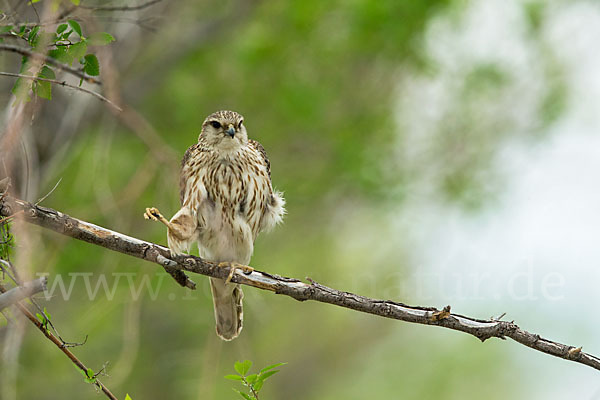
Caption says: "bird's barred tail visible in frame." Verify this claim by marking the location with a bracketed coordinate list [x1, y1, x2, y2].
[209, 277, 243, 341]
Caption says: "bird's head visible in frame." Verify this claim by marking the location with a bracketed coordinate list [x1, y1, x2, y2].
[199, 110, 248, 151]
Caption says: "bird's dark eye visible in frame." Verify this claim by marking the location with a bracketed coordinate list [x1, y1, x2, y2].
[210, 121, 221, 129]
[238, 120, 243, 128]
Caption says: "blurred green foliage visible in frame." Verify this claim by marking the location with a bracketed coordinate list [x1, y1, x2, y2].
[0, 0, 569, 399]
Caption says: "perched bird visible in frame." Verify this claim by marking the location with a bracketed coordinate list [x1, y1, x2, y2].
[144, 110, 285, 340]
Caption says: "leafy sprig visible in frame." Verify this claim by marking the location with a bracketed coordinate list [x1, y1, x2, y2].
[6, 17, 114, 102]
[225, 360, 286, 400]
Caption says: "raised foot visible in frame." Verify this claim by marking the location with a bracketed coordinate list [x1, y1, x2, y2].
[218, 262, 254, 284]
[144, 207, 168, 224]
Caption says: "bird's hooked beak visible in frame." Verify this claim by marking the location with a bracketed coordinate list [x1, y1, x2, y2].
[226, 124, 235, 138]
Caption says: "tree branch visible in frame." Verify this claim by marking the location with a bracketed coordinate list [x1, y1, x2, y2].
[0, 72, 122, 111]
[0, 277, 47, 311]
[79, 0, 164, 12]
[1, 195, 598, 372]
[0, 283, 118, 400]
[0, 44, 101, 85]
[0, 196, 196, 290]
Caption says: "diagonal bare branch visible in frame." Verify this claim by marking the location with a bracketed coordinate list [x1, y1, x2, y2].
[1, 195, 599, 372]
[0, 283, 118, 400]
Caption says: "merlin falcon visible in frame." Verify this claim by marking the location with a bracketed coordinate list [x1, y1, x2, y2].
[144, 110, 285, 340]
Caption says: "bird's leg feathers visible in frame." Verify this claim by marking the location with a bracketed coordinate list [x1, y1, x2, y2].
[218, 262, 254, 284]
[144, 207, 196, 240]
[145, 206, 198, 255]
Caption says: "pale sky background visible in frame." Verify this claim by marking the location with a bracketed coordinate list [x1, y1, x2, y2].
[393, 0, 600, 397]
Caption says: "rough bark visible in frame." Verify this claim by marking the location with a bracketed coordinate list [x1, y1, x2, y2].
[1, 195, 598, 372]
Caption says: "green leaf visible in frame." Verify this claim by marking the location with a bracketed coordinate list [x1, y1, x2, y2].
[76, 366, 95, 383]
[224, 374, 243, 381]
[88, 32, 114, 46]
[34, 80, 52, 100]
[257, 370, 279, 382]
[233, 389, 252, 400]
[39, 66, 56, 80]
[68, 19, 82, 37]
[56, 24, 68, 35]
[124, 395, 133, 400]
[245, 374, 258, 385]
[259, 362, 286, 374]
[66, 40, 86, 65]
[58, 29, 73, 41]
[28, 26, 40, 44]
[48, 47, 71, 63]
[253, 380, 264, 392]
[42, 307, 52, 322]
[234, 360, 252, 376]
[84, 368, 96, 383]
[70, 0, 80, 4]
[83, 54, 99, 76]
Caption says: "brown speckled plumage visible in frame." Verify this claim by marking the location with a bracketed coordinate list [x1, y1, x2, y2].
[167, 110, 285, 340]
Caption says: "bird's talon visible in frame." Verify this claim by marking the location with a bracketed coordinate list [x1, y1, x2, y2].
[225, 268, 236, 284]
[144, 207, 167, 224]
[218, 262, 253, 284]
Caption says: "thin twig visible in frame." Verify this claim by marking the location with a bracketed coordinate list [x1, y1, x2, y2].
[0, 44, 101, 85]
[0, 19, 70, 28]
[0, 277, 47, 311]
[92, 15, 159, 32]
[35, 177, 62, 206]
[0, 259, 88, 348]
[79, 0, 164, 12]
[0, 209, 23, 225]
[0, 72, 122, 111]
[0, 283, 118, 400]
[1, 196, 599, 372]
[242, 375, 260, 399]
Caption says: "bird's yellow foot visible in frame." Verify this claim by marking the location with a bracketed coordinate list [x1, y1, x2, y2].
[144, 207, 169, 224]
[218, 262, 254, 284]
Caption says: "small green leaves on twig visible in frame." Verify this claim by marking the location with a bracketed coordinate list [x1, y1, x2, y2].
[67, 20, 82, 38]
[35, 306, 52, 333]
[82, 54, 99, 76]
[81, 367, 97, 384]
[226, 360, 286, 399]
[3, 13, 115, 103]
[76, 362, 109, 386]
